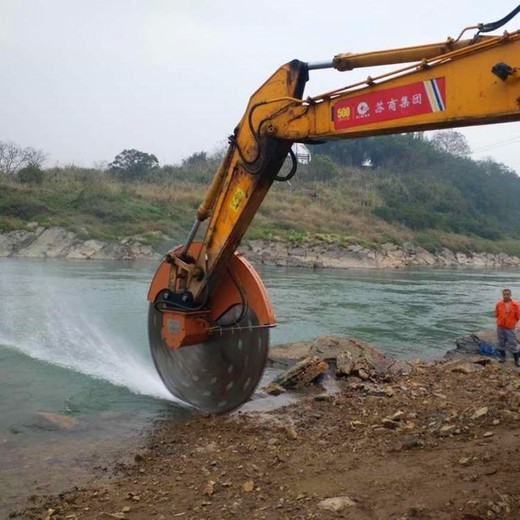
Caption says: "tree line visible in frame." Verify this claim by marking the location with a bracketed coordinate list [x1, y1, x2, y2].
[1, 131, 519, 244]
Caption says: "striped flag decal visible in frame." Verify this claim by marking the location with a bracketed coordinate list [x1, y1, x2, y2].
[423, 79, 445, 112]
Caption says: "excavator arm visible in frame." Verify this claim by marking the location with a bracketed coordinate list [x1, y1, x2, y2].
[148, 7, 520, 413]
[274, 32, 520, 141]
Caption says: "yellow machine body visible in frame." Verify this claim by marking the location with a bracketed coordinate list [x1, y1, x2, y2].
[148, 10, 520, 412]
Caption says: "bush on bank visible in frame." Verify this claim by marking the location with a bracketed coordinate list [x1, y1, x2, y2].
[2, 134, 520, 256]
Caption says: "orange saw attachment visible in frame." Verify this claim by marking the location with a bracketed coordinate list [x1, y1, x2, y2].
[160, 310, 213, 350]
[147, 243, 275, 414]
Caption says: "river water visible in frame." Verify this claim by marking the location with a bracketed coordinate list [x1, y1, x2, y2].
[0, 258, 518, 513]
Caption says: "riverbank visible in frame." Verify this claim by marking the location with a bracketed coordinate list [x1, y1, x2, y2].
[245, 239, 520, 269]
[2, 226, 520, 269]
[12, 336, 520, 520]
[0, 226, 162, 261]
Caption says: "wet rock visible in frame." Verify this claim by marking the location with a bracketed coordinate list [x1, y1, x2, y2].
[499, 410, 519, 422]
[317, 496, 356, 512]
[391, 410, 405, 421]
[270, 336, 392, 378]
[314, 393, 334, 402]
[34, 412, 79, 431]
[471, 355, 494, 366]
[309, 336, 391, 376]
[471, 407, 489, 420]
[203, 481, 216, 496]
[439, 425, 456, 436]
[242, 480, 254, 492]
[285, 426, 298, 440]
[268, 341, 315, 366]
[194, 441, 218, 454]
[382, 418, 400, 429]
[357, 368, 371, 380]
[402, 436, 422, 449]
[336, 351, 355, 376]
[261, 382, 286, 396]
[356, 384, 395, 397]
[273, 356, 328, 389]
[387, 359, 413, 376]
[448, 362, 485, 374]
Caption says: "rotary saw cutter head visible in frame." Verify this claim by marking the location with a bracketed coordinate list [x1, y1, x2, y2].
[147, 243, 275, 414]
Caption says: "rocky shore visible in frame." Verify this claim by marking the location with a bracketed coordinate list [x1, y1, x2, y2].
[245, 239, 520, 269]
[12, 334, 520, 520]
[0, 226, 162, 261]
[2, 227, 520, 269]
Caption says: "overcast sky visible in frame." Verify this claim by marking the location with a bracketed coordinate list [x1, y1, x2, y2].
[2, 0, 520, 172]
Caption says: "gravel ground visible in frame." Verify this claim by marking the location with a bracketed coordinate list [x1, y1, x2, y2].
[11, 353, 520, 520]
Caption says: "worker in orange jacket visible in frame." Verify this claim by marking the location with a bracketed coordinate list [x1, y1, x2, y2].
[495, 288, 520, 366]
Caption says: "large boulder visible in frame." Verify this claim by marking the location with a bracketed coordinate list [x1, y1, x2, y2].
[269, 335, 409, 379]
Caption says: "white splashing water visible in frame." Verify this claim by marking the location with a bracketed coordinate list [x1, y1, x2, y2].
[0, 264, 175, 401]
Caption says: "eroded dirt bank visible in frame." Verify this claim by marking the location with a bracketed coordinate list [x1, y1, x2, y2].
[13, 346, 520, 520]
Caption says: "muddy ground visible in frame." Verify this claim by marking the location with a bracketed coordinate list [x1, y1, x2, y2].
[10, 355, 520, 520]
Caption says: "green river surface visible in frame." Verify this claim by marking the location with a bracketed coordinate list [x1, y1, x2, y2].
[0, 258, 518, 514]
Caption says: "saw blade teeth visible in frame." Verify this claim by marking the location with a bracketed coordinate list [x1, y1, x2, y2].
[149, 303, 269, 414]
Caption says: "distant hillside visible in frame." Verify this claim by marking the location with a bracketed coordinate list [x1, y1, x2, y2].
[313, 133, 520, 242]
[1, 132, 520, 257]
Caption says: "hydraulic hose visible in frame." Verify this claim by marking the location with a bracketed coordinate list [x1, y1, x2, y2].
[478, 3, 520, 33]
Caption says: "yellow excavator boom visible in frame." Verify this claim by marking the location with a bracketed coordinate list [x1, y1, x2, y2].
[187, 30, 520, 301]
[148, 5, 520, 413]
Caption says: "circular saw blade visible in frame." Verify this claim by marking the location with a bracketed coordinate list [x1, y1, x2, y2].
[149, 303, 269, 414]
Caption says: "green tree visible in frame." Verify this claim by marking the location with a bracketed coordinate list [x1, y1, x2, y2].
[313, 133, 438, 170]
[109, 149, 159, 180]
[430, 130, 471, 157]
[182, 151, 207, 167]
[17, 162, 44, 184]
[300, 154, 341, 182]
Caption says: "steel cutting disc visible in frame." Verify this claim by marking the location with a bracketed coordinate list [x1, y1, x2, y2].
[149, 303, 269, 414]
